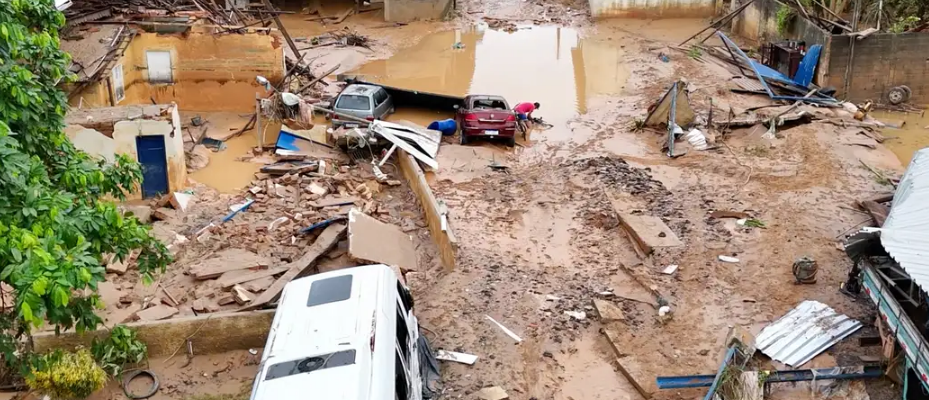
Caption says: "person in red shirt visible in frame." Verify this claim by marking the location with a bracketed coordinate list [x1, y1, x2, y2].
[513, 102, 539, 139]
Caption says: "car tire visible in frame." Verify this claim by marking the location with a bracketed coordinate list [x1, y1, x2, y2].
[505, 137, 516, 147]
[459, 133, 470, 145]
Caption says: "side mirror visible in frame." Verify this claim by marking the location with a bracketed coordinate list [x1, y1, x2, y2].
[453, 104, 460, 110]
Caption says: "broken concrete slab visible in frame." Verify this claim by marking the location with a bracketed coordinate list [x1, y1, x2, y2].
[232, 285, 255, 305]
[217, 266, 289, 289]
[191, 249, 271, 280]
[593, 299, 625, 322]
[120, 204, 153, 224]
[169, 192, 194, 212]
[474, 386, 508, 400]
[617, 213, 683, 255]
[136, 305, 179, 321]
[241, 276, 275, 293]
[310, 195, 360, 208]
[348, 209, 417, 271]
[152, 207, 178, 221]
[242, 222, 347, 311]
[193, 297, 221, 312]
[105, 303, 141, 325]
[603, 328, 657, 399]
[106, 254, 130, 275]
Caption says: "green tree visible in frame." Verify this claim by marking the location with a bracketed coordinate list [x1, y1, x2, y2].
[0, 0, 170, 376]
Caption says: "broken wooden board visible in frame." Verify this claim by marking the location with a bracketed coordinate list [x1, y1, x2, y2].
[593, 299, 625, 322]
[217, 266, 289, 289]
[241, 223, 347, 311]
[310, 196, 360, 208]
[241, 276, 275, 292]
[859, 200, 889, 227]
[617, 213, 683, 255]
[603, 328, 657, 399]
[348, 209, 417, 271]
[190, 249, 271, 280]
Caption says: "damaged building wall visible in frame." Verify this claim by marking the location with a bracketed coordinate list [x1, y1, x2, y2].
[589, 0, 716, 19]
[121, 32, 284, 112]
[825, 32, 929, 104]
[385, 0, 453, 22]
[730, 0, 830, 46]
[68, 30, 284, 112]
[65, 105, 187, 200]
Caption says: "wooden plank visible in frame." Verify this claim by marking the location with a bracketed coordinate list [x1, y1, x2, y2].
[616, 213, 682, 255]
[191, 249, 271, 280]
[217, 266, 289, 288]
[603, 328, 657, 399]
[240, 223, 346, 311]
[859, 200, 890, 227]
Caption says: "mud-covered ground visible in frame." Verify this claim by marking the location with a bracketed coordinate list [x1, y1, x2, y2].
[97, 0, 910, 398]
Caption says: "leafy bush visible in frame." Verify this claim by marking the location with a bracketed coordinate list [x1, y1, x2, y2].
[25, 349, 106, 399]
[91, 325, 148, 377]
[0, 0, 170, 378]
[776, 5, 795, 35]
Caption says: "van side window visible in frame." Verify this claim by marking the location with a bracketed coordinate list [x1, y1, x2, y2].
[395, 349, 410, 400]
[397, 282, 413, 312]
[396, 305, 410, 362]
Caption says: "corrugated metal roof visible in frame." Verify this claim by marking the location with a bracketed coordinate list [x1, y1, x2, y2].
[755, 300, 862, 367]
[880, 147, 929, 290]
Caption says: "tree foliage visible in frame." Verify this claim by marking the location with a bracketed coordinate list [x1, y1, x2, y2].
[0, 0, 170, 376]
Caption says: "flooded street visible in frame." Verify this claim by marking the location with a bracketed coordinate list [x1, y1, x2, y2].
[873, 108, 929, 165]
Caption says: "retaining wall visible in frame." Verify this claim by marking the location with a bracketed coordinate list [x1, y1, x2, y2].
[396, 149, 458, 270]
[824, 32, 929, 103]
[385, 0, 453, 22]
[33, 310, 275, 357]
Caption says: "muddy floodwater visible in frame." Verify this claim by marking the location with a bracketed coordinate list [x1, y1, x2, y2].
[873, 108, 929, 165]
[349, 25, 633, 140]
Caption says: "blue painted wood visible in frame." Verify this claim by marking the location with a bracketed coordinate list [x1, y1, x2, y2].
[136, 135, 169, 199]
[657, 366, 883, 389]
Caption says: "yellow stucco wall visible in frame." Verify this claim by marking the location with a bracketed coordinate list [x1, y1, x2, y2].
[69, 30, 285, 112]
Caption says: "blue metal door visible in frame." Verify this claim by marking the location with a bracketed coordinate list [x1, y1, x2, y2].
[136, 135, 169, 199]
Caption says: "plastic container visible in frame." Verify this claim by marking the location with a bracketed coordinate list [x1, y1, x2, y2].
[428, 119, 458, 136]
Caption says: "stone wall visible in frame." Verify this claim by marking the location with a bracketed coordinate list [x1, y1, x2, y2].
[385, 0, 453, 22]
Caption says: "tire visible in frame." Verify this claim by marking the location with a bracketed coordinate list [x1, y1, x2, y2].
[459, 133, 470, 145]
[888, 87, 908, 105]
[505, 137, 516, 147]
[900, 85, 912, 101]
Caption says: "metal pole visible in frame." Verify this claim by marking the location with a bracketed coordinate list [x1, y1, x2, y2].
[255, 93, 262, 149]
[842, 0, 862, 100]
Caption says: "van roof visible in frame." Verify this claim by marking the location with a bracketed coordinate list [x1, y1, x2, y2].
[253, 264, 395, 400]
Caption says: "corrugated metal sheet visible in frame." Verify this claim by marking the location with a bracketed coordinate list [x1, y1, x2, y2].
[755, 300, 862, 367]
[880, 147, 929, 290]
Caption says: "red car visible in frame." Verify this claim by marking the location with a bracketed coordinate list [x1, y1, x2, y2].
[456, 95, 518, 146]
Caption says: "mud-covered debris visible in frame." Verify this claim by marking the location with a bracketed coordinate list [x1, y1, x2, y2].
[474, 386, 509, 400]
[593, 299, 625, 322]
[435, 350, 478, 365]
[137, 305, 179, 321]
[718, 255, 739, 263]
[170, 192, 194, 212]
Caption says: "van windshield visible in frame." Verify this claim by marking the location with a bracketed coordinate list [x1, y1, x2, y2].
[336, 95, 371, 111]
[264, 350, 356, 381]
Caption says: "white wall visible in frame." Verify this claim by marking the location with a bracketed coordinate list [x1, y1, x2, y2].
[589, 0, 716, 18]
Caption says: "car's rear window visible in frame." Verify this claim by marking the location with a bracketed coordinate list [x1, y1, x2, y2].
[336, 95, 371, 111]
[472, 98, 507, 110]
[264, 350, 356, 381]
[307, 275, 352, 307]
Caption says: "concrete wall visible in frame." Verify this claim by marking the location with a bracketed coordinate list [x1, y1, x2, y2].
[397, 149, 458, 270]
[825, 32, 929, 103]
[590, 0, 716, 18]
[730, 0, 830, 46]
[69, 29, 284, 112]
[65, 105, 187, 200]
[385, 0, 453, 22]
[33, 311, 275, 357]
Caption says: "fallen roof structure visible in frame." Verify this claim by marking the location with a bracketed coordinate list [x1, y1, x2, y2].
[876, 147, 929, 287]
[755, 300, 862, 367]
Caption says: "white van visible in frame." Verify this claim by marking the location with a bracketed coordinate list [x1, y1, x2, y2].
[249, 264, 438, 400]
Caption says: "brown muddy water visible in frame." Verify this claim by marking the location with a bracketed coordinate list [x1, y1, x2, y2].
[349, 25, 634, 141]
[872, 109, 929, 166]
